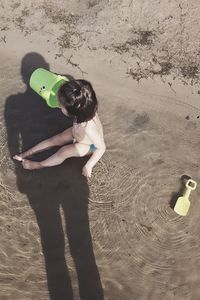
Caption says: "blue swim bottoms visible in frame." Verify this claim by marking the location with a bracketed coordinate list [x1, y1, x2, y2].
[72, 138, 96, 152]
[89, 144, 97, 152]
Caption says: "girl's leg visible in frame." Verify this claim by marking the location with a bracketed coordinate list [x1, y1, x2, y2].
[14, 127, 74, 161]
[22, 143, 91, 170]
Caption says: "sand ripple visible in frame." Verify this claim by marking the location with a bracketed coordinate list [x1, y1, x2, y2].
[87, 99, 200, 298]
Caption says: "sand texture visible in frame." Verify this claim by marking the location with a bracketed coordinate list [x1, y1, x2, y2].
[0, 1, 200, 299]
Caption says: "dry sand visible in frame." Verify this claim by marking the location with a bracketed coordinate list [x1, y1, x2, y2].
[0, 1, 200, 299]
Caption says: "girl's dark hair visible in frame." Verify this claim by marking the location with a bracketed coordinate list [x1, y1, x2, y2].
[58, 79, 98, 123]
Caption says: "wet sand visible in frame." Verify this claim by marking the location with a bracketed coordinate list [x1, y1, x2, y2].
[1, 1, 200, 299]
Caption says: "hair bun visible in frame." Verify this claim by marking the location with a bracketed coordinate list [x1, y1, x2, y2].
[58, 79, 98, 123]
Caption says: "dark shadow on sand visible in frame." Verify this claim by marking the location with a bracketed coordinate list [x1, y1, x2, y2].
[4, 53, 104, 300]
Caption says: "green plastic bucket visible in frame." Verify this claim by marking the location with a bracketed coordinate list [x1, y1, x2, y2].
[29, 68, 69, 108]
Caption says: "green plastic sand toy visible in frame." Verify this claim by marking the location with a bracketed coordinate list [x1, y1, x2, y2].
[174, 179, 197, 216]
[29, 68, 69, 108]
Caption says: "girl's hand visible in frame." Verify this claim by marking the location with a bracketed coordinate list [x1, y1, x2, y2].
[82, 164, 92, 178]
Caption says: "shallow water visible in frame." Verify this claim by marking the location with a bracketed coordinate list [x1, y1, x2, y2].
[90, 92, 200, 298]
[0, 51, 200, 300]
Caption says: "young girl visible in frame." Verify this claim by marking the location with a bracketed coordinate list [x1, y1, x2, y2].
[13, 80, 106, 178]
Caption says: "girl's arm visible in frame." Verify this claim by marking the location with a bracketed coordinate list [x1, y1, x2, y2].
[85, 146, 106, 169]
[82, 124, 106, 176]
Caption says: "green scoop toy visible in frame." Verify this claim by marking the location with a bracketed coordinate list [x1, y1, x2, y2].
[174, 179, 197, 216]
[29, 68, 69, 108]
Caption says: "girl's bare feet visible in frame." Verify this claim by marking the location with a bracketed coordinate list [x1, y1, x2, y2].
[13, 155, 42, 169]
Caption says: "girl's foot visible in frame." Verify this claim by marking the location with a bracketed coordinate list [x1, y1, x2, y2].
[13, 154, 24, 162]
[22, 159, 42, 170]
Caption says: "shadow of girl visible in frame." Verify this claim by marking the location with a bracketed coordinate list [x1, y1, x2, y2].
[4, 53, 103, 300]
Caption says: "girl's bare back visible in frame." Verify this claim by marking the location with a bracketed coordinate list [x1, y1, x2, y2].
[72, 113, 104, 147]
